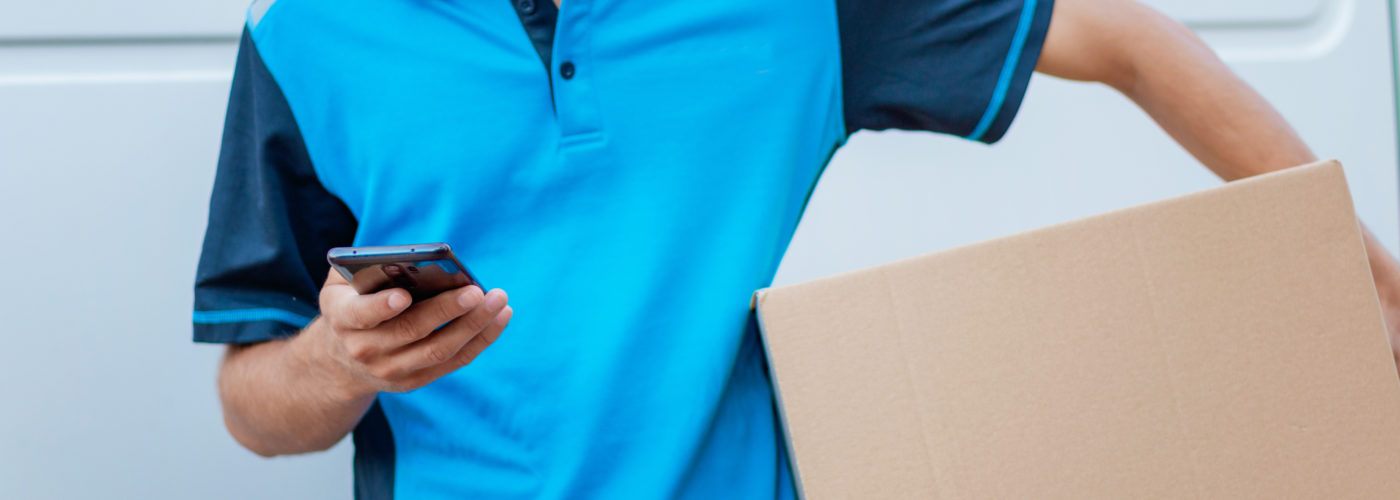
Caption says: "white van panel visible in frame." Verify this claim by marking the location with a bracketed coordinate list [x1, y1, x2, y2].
[0, 0, 246, 39]
[0, 37, 352, 500]
[1140, 0, 1325, 26]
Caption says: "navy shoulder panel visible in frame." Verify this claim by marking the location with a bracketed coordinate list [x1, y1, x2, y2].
[837, 0, 1054, 143]
[192, 27, 358, 343]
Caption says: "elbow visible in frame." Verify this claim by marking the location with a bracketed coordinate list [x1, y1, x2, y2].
[214, 338, 351, 458]
[1107, 4, 1214, 99]
[1100, 56, 1140, 99]
[243, 441, 282, 459]
[217, 345, 327, 458]
[224, 413, 286, 458]
[224, 414, 339, 458]
[229, 431, 279, 458]
[1037, 0, 1152, 95]
[1099, 12, 1159, 97]
[1044, 0, 1207, 98]
[217, 347, 280, 458]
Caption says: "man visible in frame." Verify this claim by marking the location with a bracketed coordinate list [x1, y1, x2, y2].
[193, 0, 1400, 497]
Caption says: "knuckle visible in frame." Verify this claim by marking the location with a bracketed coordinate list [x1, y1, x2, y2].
[365, 365, 389, 380]
[423, 344, 454, 364]
[435, 294, 468, 319]
[464, 310, 493, 333]
[450, 349, 477, 369]
[393, 317, 424, 342]
[337, 311, 369, 330]
[368, 363, 403, 382]
[403, 371, 449, 392]
[345, 342, 374, 362]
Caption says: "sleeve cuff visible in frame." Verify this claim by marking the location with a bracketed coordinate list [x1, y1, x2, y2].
[192, 308, 313, 344]
[967, 0, 1055, 144]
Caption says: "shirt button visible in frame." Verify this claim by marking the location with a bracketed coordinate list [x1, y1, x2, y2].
[559, 61, 576, 80]
[517, 0, 536, 14]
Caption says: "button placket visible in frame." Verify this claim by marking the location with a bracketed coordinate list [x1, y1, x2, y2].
[551, 0, 603, 143]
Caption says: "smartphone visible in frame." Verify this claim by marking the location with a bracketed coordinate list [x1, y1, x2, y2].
[326, 243, 481, 301]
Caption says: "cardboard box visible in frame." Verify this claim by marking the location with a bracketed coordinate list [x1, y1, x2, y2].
[755, 160, 1400, 499]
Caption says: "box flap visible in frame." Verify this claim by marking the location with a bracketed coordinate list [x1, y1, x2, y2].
[756, 160, 1400, 498]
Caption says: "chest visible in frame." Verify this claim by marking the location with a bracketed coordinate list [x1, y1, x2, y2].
[273, 0, 845, 224]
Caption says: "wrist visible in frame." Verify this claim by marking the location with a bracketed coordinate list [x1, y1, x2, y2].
[1361, 230, 1400, 303]
[1369, 258, 1400, 309]
[289, 318, 379, 406]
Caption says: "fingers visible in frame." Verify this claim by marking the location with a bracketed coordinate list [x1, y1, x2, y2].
[383, 286, 485, 344]
[452, 305, 512, 365]
[322, 274, 411, 330]
[401, 304, 513, 388]
[316, 264, 513, 393]
[393, 289, 508, 373]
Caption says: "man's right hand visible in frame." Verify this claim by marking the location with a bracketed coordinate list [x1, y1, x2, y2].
[216, 271, 512, 457]
[313, 270, 513, 400]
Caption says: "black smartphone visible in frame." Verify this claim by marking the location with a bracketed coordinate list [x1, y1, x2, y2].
[326, 243, 481, 301]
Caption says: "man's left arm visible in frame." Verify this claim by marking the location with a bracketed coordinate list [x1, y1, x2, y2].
[1037, 0, 1400, 365]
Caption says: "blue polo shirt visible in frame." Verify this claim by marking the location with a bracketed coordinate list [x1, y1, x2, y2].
[193, 0, 1053, 497]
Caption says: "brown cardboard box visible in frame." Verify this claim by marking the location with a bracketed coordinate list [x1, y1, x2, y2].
[755, 160, 1400, 499]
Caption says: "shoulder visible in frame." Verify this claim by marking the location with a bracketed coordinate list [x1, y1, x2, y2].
[244, 0, 354, 31]
[834, 0, 1054, 141]
[243, 0, 398, 60]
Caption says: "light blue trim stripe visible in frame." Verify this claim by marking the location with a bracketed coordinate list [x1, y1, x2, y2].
[966, 0, 1040, 142]
[193, 308, 313, 327]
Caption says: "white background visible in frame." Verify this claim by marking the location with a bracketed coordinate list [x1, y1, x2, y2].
[0, 0, 1395, 498]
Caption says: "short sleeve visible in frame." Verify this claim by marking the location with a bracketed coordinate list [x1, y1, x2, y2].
[837, 0, 1055, 143]
[192, 27, 358, 344]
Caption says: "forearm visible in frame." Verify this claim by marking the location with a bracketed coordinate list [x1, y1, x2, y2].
[218, 318, 375, 457]
[1105, 4, 1400, 300]
[1108, 5, 1310, 179]
[1038, 0, 1312, 178]
[1039, 0, 1400, 339]
[1133, 46, 1400, 307]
